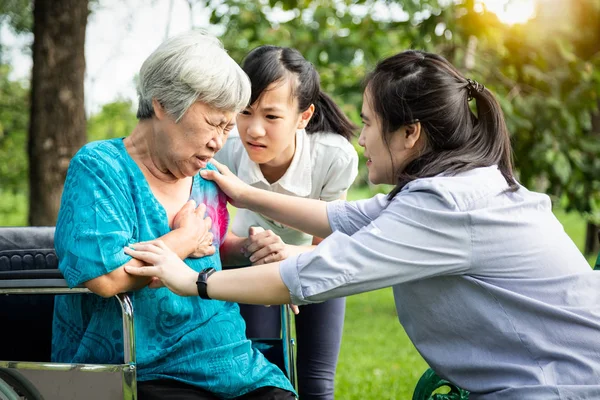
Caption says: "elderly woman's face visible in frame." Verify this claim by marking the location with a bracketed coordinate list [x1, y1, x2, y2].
[154, 101, 235, 178]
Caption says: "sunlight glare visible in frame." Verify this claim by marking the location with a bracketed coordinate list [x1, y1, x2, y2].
[478, 0, 537, 25]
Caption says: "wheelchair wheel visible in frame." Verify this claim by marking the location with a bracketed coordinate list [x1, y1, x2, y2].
[0, 369, 44, 400]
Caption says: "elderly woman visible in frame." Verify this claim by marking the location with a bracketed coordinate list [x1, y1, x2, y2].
[51, 31, 296, 400]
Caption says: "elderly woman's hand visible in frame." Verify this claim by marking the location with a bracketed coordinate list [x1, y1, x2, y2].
[200, 159, 254, 209]
[173, 200, 216, 258]
[242, 227, 290, 265]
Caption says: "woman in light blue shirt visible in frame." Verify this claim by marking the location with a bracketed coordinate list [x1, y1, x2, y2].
[125, 50, 600, 399]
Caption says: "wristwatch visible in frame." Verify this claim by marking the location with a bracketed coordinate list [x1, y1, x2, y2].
[196, 267, 216, 299]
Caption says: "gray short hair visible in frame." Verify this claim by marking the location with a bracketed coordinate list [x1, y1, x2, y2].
[136, 30, 250, 122]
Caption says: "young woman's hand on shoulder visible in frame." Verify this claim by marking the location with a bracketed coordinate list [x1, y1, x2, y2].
[201, 159, 255, 209]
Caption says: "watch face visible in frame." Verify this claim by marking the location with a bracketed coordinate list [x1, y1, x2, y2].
[197, 268, 215, 299]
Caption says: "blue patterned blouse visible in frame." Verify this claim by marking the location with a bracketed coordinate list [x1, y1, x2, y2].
[52, 138, 294, 398]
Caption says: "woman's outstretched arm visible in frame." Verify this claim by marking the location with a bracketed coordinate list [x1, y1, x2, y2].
[201, 160, 333, 238]
[124, 241, 290, 304]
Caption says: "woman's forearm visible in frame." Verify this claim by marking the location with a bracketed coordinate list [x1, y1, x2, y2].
[87, 229, 199, 298]
[243, 187, 332, 239]
[161, 229, 195, 259]
[206, 262, 291, 304]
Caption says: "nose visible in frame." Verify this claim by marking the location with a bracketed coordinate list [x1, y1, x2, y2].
[207, 131, 224, 153]
[358, 129, 366, 148]
[246, 118, 266, 139]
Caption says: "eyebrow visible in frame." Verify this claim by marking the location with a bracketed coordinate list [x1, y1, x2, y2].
[260, 106, 285, 113]
[360, 112, 370, 121]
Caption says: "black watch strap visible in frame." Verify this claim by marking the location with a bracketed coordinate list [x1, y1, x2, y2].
[196, 267, 216, 299]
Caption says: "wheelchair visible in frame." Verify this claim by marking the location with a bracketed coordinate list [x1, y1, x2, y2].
[0, 227, 296, 400]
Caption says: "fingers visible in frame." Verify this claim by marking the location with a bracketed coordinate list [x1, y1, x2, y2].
[252, 251, 286, 265]
[199, 169, 219, 182]
[124, 245, 163, 264]
[206, 158, 230, 175]
[183, 199, 196, 211]
[148, 277, 165, 288]
[249, 244, 285, 263]
[245, 230, 283, 255]
[290, 304, 300, 315]
[248, 226, 265, 236]
[124, 265, 161, 277]
[204, 246, 216, 256]
[194, 203, 207, 217]
[204, 216, 213, 231]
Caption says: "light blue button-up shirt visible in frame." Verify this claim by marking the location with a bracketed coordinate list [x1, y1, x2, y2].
[280, 165, 600, 399]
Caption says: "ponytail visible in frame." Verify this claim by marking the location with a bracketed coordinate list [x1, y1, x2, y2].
[306, 91, 356, 141]
[471, 88, 517, 191]
[364, 50, 517, 200]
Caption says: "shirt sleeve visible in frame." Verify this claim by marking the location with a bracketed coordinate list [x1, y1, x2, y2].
[326, 194, 390, 236]
[281, 191, 472, 304]
[319, 145, 359, 202]
[55, 152, 135, 287]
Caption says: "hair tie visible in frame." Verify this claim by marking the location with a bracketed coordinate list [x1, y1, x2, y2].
[466, 78, 484, 101]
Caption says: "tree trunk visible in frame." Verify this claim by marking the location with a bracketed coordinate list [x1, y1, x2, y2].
[28, 0, 88, 226]
[584, 223, 599, 257]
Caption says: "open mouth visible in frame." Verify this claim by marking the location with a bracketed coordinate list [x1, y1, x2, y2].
[195, 156, 211, 168]
[247, 141, 267, 149]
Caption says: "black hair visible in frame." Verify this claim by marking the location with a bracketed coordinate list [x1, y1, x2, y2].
[241, 45, 356, 141]
[364, 50, 517, 199]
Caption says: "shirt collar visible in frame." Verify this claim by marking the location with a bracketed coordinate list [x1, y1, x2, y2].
[238, 129, 313, 196]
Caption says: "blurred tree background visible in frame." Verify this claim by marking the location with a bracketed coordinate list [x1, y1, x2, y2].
[3, 0, 599, 250]
[1, 0, 599, 396]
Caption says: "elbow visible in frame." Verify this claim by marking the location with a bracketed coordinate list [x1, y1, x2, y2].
[84, 278, 121, 298]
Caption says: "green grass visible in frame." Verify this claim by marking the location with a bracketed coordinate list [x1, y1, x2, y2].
[335, 288, 427, 399]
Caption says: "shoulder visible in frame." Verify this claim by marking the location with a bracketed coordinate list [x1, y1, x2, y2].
[398, 166, 544, 212]
[67, 139, 131, 181]
[308, 131, 358, 163]
[72, 139, 126, 167]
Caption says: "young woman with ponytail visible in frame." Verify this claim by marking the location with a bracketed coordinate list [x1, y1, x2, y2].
[214, 45, 358, 400]
[125, 50, 600, 399]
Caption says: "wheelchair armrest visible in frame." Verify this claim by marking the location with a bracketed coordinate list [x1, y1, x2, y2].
[0, 269, 88, 293]
[0, 269, 136, 365]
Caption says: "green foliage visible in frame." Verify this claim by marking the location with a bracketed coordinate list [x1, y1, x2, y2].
[205, 0, 600, 222]
[478, 17, 600, 221]
[0, 63, 28, 195]
[87, 99, 138, 142]
[0, 190, 27, 225]
[0, 0, 33, 34]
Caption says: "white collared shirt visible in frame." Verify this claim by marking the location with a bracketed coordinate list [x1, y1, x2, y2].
[215, 128, 358, 245]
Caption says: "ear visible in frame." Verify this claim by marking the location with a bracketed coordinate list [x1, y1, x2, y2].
[297, 104, 315, 130]
[403, 122, 423, 150]
[152, 98, 167, 121]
